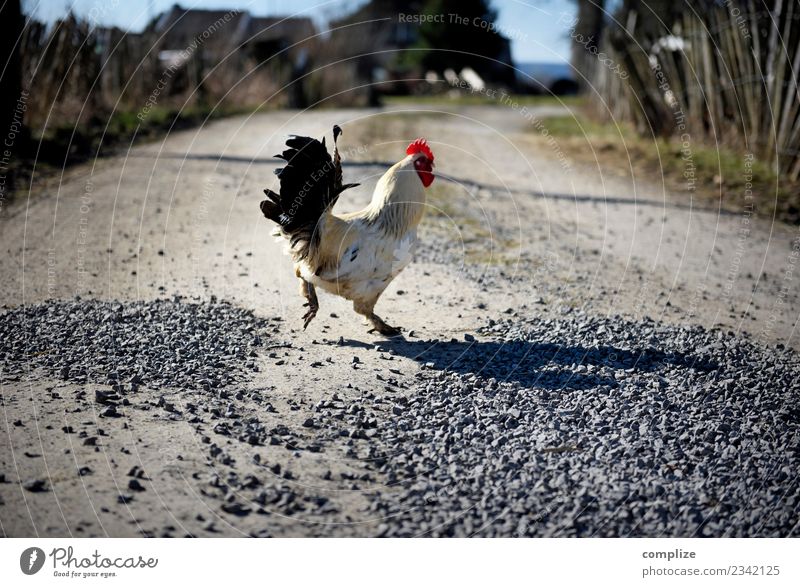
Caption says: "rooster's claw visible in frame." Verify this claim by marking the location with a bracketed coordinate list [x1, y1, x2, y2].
[302, 307, 318, 329]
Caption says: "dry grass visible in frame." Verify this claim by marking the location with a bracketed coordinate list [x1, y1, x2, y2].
[538, 113, 800, 225]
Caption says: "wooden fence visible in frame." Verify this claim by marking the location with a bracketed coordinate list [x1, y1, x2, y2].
[19, 15, 288, 136]
[583, 2, 800, 179]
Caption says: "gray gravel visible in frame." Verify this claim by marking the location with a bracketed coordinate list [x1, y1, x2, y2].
[3, 298, 798, 537]
[312, 312, 800, 537]
[0, 297, 272, 390]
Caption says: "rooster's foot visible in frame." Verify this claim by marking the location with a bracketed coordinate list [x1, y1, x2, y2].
[367, 314, 402, 337]
[301, 280, 319, 329]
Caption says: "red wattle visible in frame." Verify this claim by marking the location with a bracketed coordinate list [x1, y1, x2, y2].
[419, 170, 434, 187]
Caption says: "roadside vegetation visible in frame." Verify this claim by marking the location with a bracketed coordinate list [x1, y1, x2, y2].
[382, 94, 583, 108]
[569, 1, 800, 224]
[537, 111, 800, 225]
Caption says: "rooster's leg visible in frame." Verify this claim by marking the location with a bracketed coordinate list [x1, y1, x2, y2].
[354, 299, 401, 337]
[300, 278, 318, 329]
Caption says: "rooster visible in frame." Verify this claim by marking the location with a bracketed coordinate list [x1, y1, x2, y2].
[260, 126, 435, 336]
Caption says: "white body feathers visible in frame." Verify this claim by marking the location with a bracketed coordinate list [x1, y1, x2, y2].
[290, 154, 426, 306]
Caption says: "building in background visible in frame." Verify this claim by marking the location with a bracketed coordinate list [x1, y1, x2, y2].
[145, 4, 318, 106]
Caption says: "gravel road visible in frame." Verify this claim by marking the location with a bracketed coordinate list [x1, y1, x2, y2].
[1, 104, 798, 537]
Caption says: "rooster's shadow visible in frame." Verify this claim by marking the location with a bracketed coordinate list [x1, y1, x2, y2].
[338, 336, 716, 391]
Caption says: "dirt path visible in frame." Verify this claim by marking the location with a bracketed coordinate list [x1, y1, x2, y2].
[2, 104, 798, 537]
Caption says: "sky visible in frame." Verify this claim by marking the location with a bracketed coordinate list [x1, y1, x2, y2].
[23, 0, 576, 63]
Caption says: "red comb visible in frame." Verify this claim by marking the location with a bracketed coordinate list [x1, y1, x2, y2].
[406, 138, 434, 162]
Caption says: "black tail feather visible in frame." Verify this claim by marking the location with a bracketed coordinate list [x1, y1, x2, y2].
[260, 190, 281, 223]
[259, 126, 358, 257]
[263, 188, 280, 203]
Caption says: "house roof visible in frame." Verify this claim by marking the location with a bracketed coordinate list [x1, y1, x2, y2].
[150, 4, 248, 50]
[244, 16, 316, 45]
[148, 4, 316, 51]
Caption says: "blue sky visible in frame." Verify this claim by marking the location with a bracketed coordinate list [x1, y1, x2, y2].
[23, 0, 576, 63]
